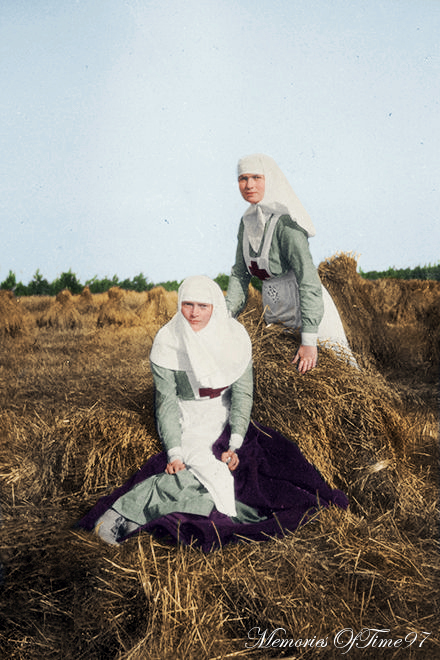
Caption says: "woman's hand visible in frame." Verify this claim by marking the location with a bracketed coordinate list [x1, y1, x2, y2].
[166, 459, 186, 474]
[221, 450, 239, 471]
[292, 345, 318, 374]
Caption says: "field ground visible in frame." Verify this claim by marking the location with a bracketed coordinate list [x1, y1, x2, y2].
[0, 254, 439, 659]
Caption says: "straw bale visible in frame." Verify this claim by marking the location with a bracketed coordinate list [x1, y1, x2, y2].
[97, 287, 141, 328]
[37, 288, 82, 330]
[0, 410, 42, 498]
[123, 289, 150, 312]
[56, 289, 73, 305]
[318, 253, 378, 359]
[247, 322, 413, 517]
[1, 407, 160, 504]
[73, 287, 103, 329]
[0, 289, 28, 336]
[137, 286, 178, 337]
[319, 252, 440, 376]
[76, 285, 95, 311]
[79, 285, 93, 304]
[20, 294, 52, 316]
[108, 285, 125, 301]
[361, 277, 440, 370]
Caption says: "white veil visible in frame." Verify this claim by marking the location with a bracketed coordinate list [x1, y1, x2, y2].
[237, 153, 316, 252]
[150, 275, 251, 390]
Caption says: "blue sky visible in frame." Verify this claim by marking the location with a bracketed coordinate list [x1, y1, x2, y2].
[1, 0, 439, 286]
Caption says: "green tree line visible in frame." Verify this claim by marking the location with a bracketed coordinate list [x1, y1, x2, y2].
[0, 269, 237, 296]
[1, 263, 438, 296]
[359, 263, 440, 281]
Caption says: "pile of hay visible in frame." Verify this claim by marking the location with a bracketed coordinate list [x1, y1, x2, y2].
[0, 290, 28, 337]
[246, 323, 432, 523]
[20, 294, 53, 316]
[74, 286, 106, 330]
[0, 260, 438, 659]
[37, 289, 82, 330]
[319, 252, 440, 376]
[137, 286, 178, 338]
[76, 286, 98, 314]
[97, 287, 141, 328]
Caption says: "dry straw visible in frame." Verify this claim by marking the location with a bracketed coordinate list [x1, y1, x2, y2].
[76, 285, 98, 314]
[319, 252, 440, 374]
[0, 289, 28, 336]
[37, 288, 83, 330]
[0, 254, 438, 659]
[97, 287, 142, 328]
[137, 286, 178, 339]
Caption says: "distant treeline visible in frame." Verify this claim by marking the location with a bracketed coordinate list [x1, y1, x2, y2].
[359, 263, 440, 281]
[0, 269, 234, 296]
[1, 262, 439, 296]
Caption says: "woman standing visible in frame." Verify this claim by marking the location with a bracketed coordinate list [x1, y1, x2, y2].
[226, 153, 356, 373]
[77, 276, 348, 551]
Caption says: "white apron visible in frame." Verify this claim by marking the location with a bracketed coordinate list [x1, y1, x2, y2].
[178, 387, 236, 517]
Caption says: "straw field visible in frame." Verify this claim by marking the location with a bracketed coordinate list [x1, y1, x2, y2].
[0, 255, 438, 659]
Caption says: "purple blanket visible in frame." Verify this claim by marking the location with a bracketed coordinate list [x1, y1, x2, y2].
[77, 421, 348, 552]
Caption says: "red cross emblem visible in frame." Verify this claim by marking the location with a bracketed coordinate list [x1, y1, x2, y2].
[249, 261, 271, 280]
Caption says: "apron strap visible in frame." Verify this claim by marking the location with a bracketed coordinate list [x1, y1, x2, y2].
[243, 214, 279, 278]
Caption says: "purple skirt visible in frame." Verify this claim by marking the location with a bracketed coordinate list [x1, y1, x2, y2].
[77, 421, 348, 552]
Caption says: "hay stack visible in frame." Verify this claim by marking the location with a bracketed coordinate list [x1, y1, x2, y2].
[137, 286, 178, 336]
[318, 253, 378, 359]
[5, 407, 160, 503]
[319, 252, 440, 375]
[37, 289, 82, 330]
[77, 286, 94, 310]
[20, 294, 53, 316]
[97, 287, 141, 328]
[248, 323, 410, 517]
[385, 278, 440, 372]
[75, 286, 102, 325]
[0, 290, 28, 337]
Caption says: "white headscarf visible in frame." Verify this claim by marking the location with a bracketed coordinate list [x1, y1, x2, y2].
[237, 153, 316, 252]
[150, 275, 252, 390]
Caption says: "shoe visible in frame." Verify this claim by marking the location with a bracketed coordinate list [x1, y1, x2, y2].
[95, 509, 127, 545]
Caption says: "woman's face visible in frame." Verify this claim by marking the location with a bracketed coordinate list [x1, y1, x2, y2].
[181, 301, 213, 331]
[238, 173, 265, 204]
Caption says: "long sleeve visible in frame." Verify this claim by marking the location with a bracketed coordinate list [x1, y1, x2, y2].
[228, 360, 253, 449]
[276, 216, 324, 336]
[225, 221, 251, 318]
[150, 362, 183, 460]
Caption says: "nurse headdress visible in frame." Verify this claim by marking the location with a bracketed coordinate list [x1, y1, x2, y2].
[237, 153, 316, 252]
